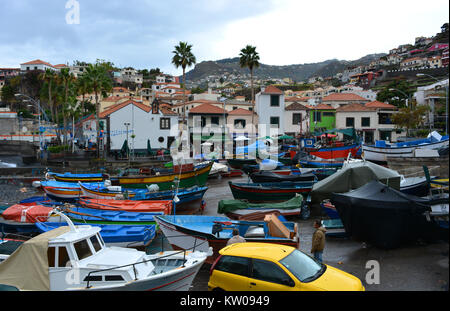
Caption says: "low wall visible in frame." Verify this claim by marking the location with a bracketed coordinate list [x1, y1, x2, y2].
[387, 156, 449, 178]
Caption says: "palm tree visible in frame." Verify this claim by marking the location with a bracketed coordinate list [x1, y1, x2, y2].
[82, 63, 112, 157]
[76, 74, 92, 116]
[239, 45, 260, 133]
[171, 41, 196, 125]
[58, 68, 76, 145]
[39, 68, 57, 123]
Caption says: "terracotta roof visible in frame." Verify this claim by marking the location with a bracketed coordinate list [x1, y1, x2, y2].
[21, 59, 54, 67]
[308, 104, 335, 110]
[285, 102, 310, 111]
[189, 103, 227, 114]
[228, 108, 252, 115]
[336, 103, 375, 112]
[365, 101, 396, 109]
[112, 87, 129, 92]
[322, 93, 368, 102]
[262, 85, 283, 94]
[174, 99, 221, 107]
[100, 100, 151, 118]
[160, 107, 178, 115]
[102, 96, 124, 102]
[53, 64, 68, 68]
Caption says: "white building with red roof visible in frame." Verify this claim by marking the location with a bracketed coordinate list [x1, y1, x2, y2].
[255, 85, 286, 135]
[20, 59, 57, 72]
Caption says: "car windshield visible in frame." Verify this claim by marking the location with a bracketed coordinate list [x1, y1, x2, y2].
[280, 249, 325, 283]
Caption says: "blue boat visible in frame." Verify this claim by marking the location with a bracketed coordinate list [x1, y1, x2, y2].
[154, 215, 299, 264]
[35, 222, 156, 248]
[62, 206, 164, 226]
[39, 181, 103, 201]
[48, 172, 105, 183]
[79, 182, 208, 206]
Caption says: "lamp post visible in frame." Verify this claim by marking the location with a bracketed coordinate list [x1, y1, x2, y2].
[416, 73, 448, 135]
[389, 88, 411, 108]
[15, 93, 43, 158]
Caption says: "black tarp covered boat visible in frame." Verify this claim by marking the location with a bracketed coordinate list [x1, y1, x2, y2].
[249, 171, 317, 183]
[331, 180, 448, 249]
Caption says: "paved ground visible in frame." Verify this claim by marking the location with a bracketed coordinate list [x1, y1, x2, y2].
[186, 175, 449, 291]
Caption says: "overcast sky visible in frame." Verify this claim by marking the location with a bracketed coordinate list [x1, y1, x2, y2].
[0, 0, 448, 76]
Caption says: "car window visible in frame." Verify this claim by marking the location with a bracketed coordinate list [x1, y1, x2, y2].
[280, 249, 324, 282]
[215, 255, 250, 277]
[251, 259, 293, 285]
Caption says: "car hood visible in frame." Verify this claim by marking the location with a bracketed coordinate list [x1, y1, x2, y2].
[308, 265, 364, 291]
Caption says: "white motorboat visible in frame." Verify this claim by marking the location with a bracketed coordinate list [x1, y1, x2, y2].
[0, 211, 210, 291]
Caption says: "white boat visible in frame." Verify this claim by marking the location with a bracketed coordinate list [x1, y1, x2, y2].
[0, 211, 210, 291]
[362, 131, 449, 163]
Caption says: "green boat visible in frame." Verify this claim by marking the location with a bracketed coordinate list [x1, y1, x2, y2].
[117, 162, 213, 189]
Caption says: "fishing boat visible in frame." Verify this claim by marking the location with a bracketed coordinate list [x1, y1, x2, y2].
[79, 182, 208, 206]
[78, 198, 173, 214]
[60, 206, 166, 226]
[362, 131, 449, 163]
[0, 203, 59, 233]
[307, 143, 361, 160]
[0, 212, 209, 291]
[39, 181, 85, 201]
[299, 158, 345, 168]
[226, 158, 258, 169]
[35, 221, 156, 248]
[220, 168, 244, 178]
[400, 176, 435, 197]
[249, 171, 317, 183]
[218, 195, 303, 219]
[154, 214, 299, 264]
[331, 180, 449, 249]
[47, 172, 106, 183]
[0, 234, 26, 264]
[229, 181, 315, 202]
[117, 162, 213, 189]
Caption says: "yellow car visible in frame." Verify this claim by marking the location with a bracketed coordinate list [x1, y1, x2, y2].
[208, 243, 365, 291]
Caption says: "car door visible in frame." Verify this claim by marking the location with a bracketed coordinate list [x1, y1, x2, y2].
[211, 255, 252, 291]
[248, 258, 297, 291]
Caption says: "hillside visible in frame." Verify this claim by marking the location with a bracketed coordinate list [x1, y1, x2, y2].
[185, 53, 387, 83]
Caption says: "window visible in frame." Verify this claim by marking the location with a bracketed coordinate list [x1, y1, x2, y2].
[361, 117, 370, 127]
[313, 111, 322, 122]
[270, 95, 280, 107]
[270, 117, 280, 128]
[292, 113, 302, 125]
[323, 112, 334, 117]
[346, 117, 355, 127]
[58, 246, 71, 268]
[83, 275, 102, 282]
[201, 117, 206, 127]
[160, 118, 171, 129]
[90, 236, 102, 252]
[211, 116, 220, 125]
[74, 240, 93, 260]
[105, 275, 125, 281]
[280, 249, 324, 283]
[47, 247, 56, 267]
[234, 119, 246, 129]
[215, 256, 250, 277]
[251, 259, 294, 286]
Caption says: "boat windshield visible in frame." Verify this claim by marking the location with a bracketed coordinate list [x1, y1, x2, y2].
[280, 249, 326, 283]
[74, 239, 93, 260]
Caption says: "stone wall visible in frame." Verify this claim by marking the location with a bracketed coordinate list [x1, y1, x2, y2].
[387, 156, 449, 178]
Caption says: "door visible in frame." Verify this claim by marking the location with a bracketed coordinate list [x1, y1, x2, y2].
[364, 131, 374, 144]
[167, 136, 176, 150]
[211, 255, 251, 291]
[248, 259, 296, 291]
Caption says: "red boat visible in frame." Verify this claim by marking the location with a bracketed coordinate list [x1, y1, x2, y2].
[78, 198, 173, 214]
[307, 143, 361, 160]
[220, 169, 244, 178]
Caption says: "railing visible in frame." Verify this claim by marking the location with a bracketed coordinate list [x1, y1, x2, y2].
[84, 233, 208, 289]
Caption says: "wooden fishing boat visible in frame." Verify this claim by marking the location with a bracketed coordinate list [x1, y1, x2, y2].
[307, 143, 361, 160]
[48, 172, 106, 183]
[218, 196, 303, 219]
[299, 158, 344, 168]
[35, 221, 156, 248]
[228, 181, 315, 202]
[249, 171, 317, 183]
[220, 168, 244, 178]
[0, 203, 59, 233]
[226, 158, 258, 169]
[154, 215, 299, 264]
[78, 198, 173, 214]
[79, 182, 208, 206]
[60, 206, 166, 226]
[0, 213, 208, 291]
[117, 162, 213, 189]
[40, 181, 84, 200]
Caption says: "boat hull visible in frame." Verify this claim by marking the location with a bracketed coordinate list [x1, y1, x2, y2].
[308, 144, 361, 160]
[229, 181, 314, 202]
[117, 163, 213, 189]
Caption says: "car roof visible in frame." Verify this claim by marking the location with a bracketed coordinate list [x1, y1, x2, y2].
[219, 243, 295, 262]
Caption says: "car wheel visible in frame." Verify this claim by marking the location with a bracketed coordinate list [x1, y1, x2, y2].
[212, 287, 225, 292]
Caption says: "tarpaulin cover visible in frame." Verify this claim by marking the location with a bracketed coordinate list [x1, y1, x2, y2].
[310, 160, 401, 204]
[331, 180, 434, 249]
[1, 204, 54, 223]
[218, 196, 303, 214]
[0, 227, 70, 291]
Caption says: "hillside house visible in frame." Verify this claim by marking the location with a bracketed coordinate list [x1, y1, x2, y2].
[255, 85, 285, 135]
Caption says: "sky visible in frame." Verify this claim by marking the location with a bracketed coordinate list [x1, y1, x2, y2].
[0, 0, 448, 76]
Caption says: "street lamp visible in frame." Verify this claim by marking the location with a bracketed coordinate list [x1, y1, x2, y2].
[388, 88, 411, 107]
[15, 93, 43, 157]
[416, 73, 448, 135]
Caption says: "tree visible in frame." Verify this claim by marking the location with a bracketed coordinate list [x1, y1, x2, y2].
[82, 63, 113, 157]
[172, 41, 196, 126]
[391, 101, 430, 137]
[75, 74, 92, 116]
[376, 80, 414, 108]
[239, 45, 260, 134]
[39, 68, 57, 123]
